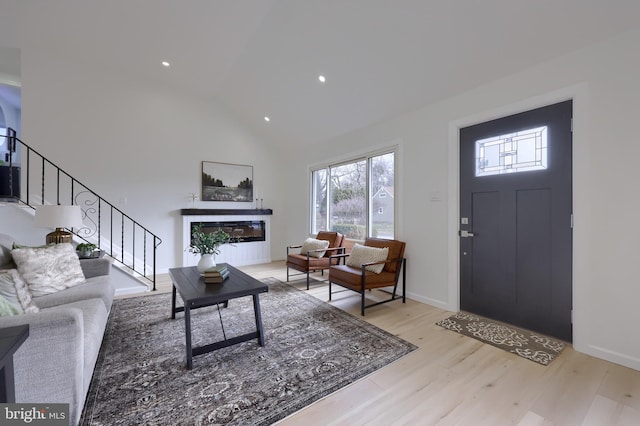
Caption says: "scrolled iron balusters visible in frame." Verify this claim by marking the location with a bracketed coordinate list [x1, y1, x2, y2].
[74, 190, 99, 238]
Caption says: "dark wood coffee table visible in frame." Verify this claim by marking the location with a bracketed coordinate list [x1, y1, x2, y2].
[169, 264, 268, 369]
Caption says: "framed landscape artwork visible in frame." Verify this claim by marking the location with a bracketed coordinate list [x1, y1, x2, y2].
[201, 161, 253, 202]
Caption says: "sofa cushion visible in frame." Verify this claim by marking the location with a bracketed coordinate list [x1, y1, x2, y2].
[9, 299, 107, 426]
[0, 269, 40, 313]
[11, 243, 85, 297]
[300, 238, 330, 258]
[11, 306, 85, 425]
[346, 243, 389, 274]
[33, 274, 115, 311]
[47, 298, 109, 394]
[286, 253, 332, 270]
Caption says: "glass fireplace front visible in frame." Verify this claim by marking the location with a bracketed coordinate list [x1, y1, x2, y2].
[191, 221, 266, 243]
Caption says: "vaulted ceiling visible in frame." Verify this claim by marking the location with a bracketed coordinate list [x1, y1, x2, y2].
[1, 0, 640, 147]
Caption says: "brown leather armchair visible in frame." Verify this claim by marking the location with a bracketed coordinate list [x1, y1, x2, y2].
[328, 237, 406, 316]
[286, 231, 345, 289]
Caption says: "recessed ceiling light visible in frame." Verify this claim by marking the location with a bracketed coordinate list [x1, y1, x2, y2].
[162, 61, 170, 67]
[264, 116, 270, 122]
[318, 75, 326, 83]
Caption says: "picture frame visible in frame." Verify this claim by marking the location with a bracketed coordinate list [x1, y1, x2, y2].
[201, 161, 253, 202]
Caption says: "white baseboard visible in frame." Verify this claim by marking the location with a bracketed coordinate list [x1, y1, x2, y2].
[114, 285, 149, 297]
[406, 292, 452, 311]
[583, 345, 640, 371]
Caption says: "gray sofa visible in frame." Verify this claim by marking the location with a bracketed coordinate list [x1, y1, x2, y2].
[0, 234, 115, 426]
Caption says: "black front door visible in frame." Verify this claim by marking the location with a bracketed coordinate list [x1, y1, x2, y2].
[459, 100, 573, 341]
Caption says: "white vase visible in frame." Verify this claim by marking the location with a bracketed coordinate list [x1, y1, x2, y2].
[197, 254, 216, 274]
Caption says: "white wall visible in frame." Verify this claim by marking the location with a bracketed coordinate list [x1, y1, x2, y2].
[9, 46, 287, 273]
[285, 28, 640, 371]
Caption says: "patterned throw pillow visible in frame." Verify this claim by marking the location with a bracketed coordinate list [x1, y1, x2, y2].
[0, 294, 20, 316]
[299, 238, 330, 258]
[346, 243, 389, 274]
[11, 243, 85, 297]
[0, 269, 40, 313]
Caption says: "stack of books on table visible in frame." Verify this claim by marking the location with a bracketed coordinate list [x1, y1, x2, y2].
[204, 265, 229, 283]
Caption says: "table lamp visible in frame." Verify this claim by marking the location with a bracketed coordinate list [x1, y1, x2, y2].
[34, 205, 83, 244]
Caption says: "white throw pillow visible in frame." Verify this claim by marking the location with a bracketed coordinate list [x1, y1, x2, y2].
[11, 243, 85, 297]
[346, 243, 389, 274]
[299, 238, 330, 258]
[0, 269, 40, 313]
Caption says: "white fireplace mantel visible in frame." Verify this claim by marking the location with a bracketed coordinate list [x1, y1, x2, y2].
[181, 209, 272, 267]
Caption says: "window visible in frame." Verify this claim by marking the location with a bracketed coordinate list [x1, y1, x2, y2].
[311, 150, 395, 240]
[475, 126, 547, 177]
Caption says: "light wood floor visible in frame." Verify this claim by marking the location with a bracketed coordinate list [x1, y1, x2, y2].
[128, 261, 640, 426]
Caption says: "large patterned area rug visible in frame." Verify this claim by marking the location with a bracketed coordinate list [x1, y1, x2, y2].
[80, 278, 416, 425]
[436, 311, 565, 366]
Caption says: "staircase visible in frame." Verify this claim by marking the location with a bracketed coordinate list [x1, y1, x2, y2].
[1, 128, 162, 290]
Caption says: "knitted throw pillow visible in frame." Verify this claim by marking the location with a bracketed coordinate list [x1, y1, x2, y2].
[346, 243, 389, 274]
[299, 238, 330, 258]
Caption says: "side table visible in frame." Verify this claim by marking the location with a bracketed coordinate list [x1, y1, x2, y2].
[0, 324, 29, 403]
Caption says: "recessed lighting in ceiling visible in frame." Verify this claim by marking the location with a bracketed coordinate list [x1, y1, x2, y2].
[162, 61, 170, 67]
[264, 116, 270, 122]
[318, 75, 326, 83]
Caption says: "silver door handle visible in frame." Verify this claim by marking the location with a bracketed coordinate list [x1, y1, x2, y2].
[459, 230, 475, 238]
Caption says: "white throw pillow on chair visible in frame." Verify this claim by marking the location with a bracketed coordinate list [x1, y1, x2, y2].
[346, 243, 389, 274]
[299, 238, 330, 258]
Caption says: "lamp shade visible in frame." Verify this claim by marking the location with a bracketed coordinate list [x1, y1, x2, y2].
[34, 205, 83, 229]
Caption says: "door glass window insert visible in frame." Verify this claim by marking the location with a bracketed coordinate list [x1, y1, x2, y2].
[475, 126, 547, 176]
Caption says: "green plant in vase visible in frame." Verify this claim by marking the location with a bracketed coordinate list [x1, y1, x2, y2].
[76, 242, 97, 258]
[188, 224, 233, 273]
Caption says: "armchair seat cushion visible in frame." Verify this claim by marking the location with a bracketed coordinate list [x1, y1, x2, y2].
[286, 253, 331, 271]
[329, 265, 397, 289]
[33, 274, 114, 311]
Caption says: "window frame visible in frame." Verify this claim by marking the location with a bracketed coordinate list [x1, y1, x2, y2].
[309, 146, 397, 240]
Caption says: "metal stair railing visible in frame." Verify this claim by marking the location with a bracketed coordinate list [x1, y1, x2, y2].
[1, 127, 162, 290]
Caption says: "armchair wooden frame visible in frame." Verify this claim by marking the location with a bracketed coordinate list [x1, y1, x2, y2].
[328, 238, 406, 316]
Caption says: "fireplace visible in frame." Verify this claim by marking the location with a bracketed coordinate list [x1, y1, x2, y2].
[192, 221, 266, 243]
[182, 209, 272, 267]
